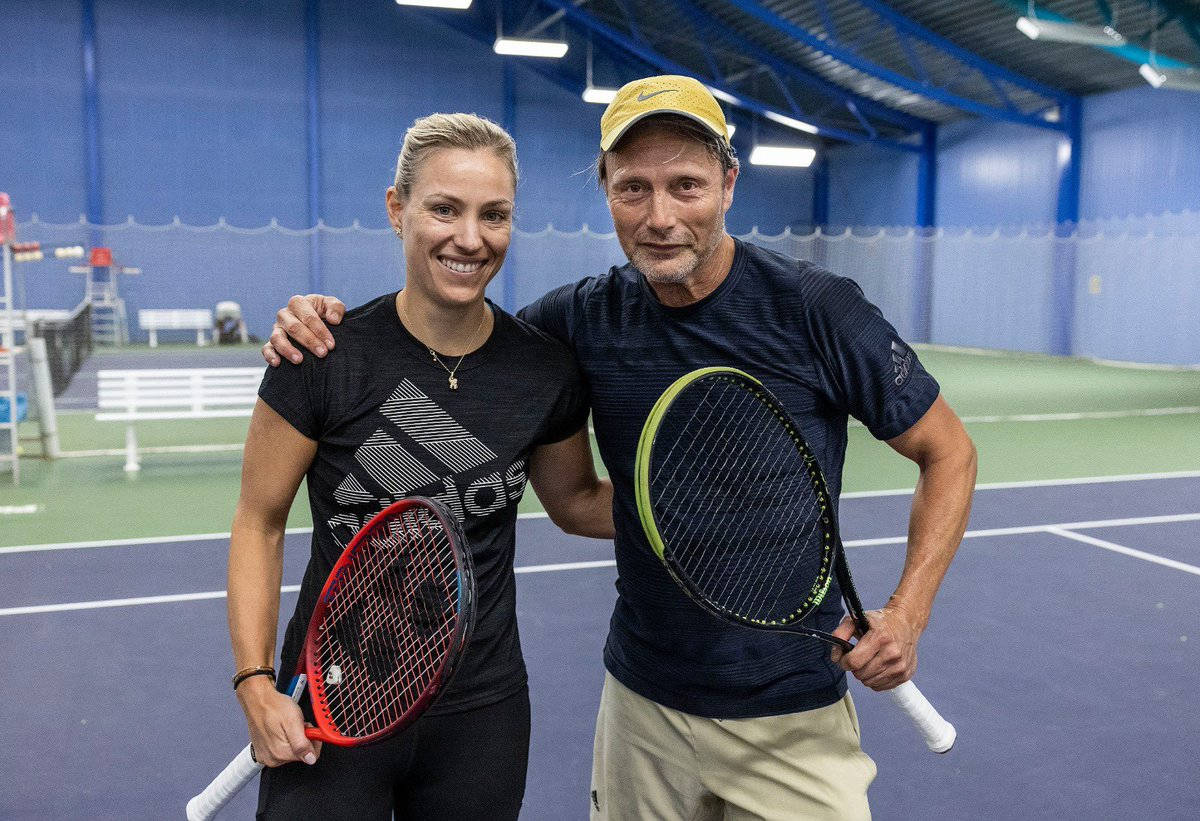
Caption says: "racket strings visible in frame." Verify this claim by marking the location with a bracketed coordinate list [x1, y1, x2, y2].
[315, 508, 460, 738]
[354, 511, 459, 728]
[660, 387, 791, 605]
[677, 389, 817, 618]
[323, 516, 455, 736]
[651, 377, 832, 625]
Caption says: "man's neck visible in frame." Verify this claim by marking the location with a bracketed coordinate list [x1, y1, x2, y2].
[395, 290, 493, 357]
[647, 234, 737, 308]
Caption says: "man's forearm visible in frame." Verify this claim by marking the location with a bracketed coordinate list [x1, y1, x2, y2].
[888, 443, 977, 630]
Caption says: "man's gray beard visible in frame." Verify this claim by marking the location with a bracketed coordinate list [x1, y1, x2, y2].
[635, 249, 695, 285]
[633, 216, 726, 286]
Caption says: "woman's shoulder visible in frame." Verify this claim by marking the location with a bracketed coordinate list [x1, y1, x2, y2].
[493, 303, 577, 367]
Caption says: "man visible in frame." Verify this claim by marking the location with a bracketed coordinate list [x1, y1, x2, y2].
[264, 76, 977, 819]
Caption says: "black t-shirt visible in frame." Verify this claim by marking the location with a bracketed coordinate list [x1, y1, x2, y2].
[519, 238, 940, 719]
[259, 292, 587, 714]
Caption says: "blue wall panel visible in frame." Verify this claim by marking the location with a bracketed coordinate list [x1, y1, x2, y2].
[1080, 85, 1200, 221]
[935, 119, 1064, 229]
[825, 142, 919, 228]
[726, 159, 814, 235]
[511, 76, 613, 233]
[319, 6, 505, 230]
[0, 0, 87, 223]
[94, 0, 309, 227]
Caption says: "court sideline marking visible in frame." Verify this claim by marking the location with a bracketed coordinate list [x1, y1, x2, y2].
[3, 512, 1198, 617]
[43, 405, 1200, 460]
[4, 469, 1200, 556]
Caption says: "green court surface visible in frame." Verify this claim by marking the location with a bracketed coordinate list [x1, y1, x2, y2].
[2, 348, 1197, 548]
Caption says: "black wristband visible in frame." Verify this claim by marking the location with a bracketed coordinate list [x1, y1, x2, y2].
[232, 666, 277, 690]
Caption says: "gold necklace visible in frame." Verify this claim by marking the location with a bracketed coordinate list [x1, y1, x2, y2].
[399, 296, 489, 391]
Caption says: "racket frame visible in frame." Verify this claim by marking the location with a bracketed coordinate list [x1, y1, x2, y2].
[637, 366, 844, 643]
[301, 496, 475, 746]
[635, 366, 956, 754]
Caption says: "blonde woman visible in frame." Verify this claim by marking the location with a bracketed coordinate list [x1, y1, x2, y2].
[229, 113, 612, 819]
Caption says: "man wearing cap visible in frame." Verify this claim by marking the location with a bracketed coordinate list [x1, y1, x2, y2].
[264, 76, 977, 820]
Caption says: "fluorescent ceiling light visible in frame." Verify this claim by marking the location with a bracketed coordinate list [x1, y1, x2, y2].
[395, 0, 472, 8]
[726, 124, 736, 139]
[749, 145, 816, 168]
[1139, 63, 1200, 91]
[493, 38, 568, 58]
[708, 86, 740, 105]
[582, 86, 618, 104]
[763, 110, 820, 135]
[1016, 16, 1125, 47]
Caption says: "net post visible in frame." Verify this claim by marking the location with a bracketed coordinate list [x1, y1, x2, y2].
[124, 424, 140, 473]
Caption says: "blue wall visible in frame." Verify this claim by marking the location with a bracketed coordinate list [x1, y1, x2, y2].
[1, 0, 806, 234]
[934, 118, 1066, 229]
[0, 0, 87, 222]
[3, 1, 1197, 359]
[1080, 85, 1200, 221]
[825, 86, 1200, 229]
[825, 141, 919, 227]
[97, 0, 310, 227]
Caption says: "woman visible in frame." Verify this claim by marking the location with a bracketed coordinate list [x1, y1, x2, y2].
[228, 113, 613, 820]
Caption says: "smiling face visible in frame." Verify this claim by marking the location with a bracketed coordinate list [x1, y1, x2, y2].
[603, 122, 737, 295]
[387, 147, 515, 311]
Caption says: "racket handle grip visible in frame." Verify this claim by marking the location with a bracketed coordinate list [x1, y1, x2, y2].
[887, 680, 956, 753]
[186, 674, 308, 820]
[185, 745, 261, 821]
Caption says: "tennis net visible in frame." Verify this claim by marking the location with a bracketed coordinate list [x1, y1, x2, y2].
[30, 300, 93, 396]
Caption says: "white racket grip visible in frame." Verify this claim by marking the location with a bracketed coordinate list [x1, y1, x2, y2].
[887, 680, 956, 753]
[186, 674, 308, 820]
[185, 744, 261, 821]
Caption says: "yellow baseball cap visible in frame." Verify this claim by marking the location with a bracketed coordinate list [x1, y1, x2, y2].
[599, 75, 729, 151]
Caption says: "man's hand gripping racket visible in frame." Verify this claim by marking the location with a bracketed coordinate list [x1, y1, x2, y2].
[186, 497, 476, 820]
[634, 367, 955, 753]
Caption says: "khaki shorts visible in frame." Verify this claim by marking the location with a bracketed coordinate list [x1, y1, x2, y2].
[590, 672, 876, 821]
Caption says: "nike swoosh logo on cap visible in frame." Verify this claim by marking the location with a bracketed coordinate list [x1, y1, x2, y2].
[636, 89, 675, 102]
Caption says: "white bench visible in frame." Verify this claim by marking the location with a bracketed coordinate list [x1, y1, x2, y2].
[96, 367, 261, 472]
[138, 309, 214, 347]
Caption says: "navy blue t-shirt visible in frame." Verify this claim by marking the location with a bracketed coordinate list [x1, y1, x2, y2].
[519, 238, 940, 719]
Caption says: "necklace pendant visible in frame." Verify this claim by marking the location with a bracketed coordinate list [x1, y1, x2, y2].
[449, 376, 458, 390]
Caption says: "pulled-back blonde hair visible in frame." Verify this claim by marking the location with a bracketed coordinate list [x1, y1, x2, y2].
[393, 113, 518, 198]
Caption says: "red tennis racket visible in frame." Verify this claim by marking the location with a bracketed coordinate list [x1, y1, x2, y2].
[186, 496, 475, 820]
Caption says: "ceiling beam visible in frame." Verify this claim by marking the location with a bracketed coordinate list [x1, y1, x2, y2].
[537, 0, 925, 150]
[723, 0, 1069, 130]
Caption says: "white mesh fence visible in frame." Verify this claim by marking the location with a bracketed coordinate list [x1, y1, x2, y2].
[11, 208, 1199, 364]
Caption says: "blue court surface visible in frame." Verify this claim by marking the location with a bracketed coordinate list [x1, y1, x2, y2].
[2, 474, 1197, 820]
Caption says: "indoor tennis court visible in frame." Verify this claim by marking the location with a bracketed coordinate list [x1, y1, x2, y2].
[3, 1, 1199, 820]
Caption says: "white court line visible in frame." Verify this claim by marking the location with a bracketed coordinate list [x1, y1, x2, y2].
[840, 469, 1200, 498]
[5, 513, 1198, 617]
[0, 585, 301, 617]
[60, 443, 242, 459]
[0, 527, 314, 556]
[846, 407, 1199, 428]
[0, 562, 624, 617]
[0, 505, 39, 515]
[516, 559, 615, 574]
[4, 471, 1199, 555]
[845, 512, 1200, 547]
[1044, 527, 1200, 577]
[957, 407, 1200, 423]
[42, 404, 1194, 460]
